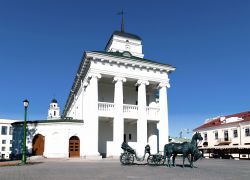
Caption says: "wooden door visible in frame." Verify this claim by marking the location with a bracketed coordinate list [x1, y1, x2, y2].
[69, 136, 80, 157]
[32, 134, 45, 155]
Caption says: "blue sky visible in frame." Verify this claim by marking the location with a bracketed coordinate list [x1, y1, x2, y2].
[0, 0, 249, 137]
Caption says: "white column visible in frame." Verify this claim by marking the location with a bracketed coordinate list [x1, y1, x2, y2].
[113, 77, 126, 156]
[137, 80, 149, 155]
[84, 73, 101, 156]
[157, 81, 170, 152]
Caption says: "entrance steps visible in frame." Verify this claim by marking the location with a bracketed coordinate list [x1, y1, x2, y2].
[29, 155, 45, 161]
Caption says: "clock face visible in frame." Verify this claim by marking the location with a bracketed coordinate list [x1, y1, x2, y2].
[125, 44, 130, 51]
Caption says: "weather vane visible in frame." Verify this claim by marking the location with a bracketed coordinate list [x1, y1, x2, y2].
[117, 10, 125, 32]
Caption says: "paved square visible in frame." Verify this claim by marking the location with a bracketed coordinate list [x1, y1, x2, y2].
[0, 158, 249, 180]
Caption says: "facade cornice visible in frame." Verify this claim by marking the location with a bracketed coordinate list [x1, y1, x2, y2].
[89, 68, 169, 84]
[63, 50, 175, 117]
[63, 52, 90, 116]
[86, 51, 176, 73]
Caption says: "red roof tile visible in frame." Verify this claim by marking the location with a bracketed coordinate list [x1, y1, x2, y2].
[194, 111, 250, 131]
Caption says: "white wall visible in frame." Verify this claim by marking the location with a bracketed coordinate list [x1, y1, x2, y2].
[12, 122, 84, 158]
[197, 121, 250, 148]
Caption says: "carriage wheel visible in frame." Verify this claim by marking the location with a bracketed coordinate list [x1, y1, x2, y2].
[157, 156, 165, 166]
[147, 155, 154, 165]
[120, 153, 134, 165]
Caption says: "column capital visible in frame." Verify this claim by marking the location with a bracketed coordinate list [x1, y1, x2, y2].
[136, 80, 149, 86]
[88, 73, 102, 79]
[113, 76, 126, 82]
[158, 81, 170, 88]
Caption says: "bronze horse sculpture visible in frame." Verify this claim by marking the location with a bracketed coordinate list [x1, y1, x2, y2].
[163, 132, 203, 168]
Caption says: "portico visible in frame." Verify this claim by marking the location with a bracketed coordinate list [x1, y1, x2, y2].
[62, 30, 175, 158]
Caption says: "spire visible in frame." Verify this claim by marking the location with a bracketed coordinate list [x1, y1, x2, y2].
[118, 10, 125, 32]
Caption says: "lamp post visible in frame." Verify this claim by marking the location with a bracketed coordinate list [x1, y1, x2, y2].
[22, 99, 29, 164]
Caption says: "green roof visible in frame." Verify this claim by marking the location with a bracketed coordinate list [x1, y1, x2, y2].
[112, 31, 142, 40]
[12, 119, 83, 125]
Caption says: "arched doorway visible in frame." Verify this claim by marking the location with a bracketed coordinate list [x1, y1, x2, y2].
[32, 134, 45, 155]
[69, 136, 80, 157]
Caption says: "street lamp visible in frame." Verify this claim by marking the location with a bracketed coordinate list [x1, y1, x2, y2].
[22, 99, 29, 164]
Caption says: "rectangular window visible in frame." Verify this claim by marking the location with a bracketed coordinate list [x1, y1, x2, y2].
[224, 130, 229, 141]
[204, 133, 207, 141]
[9, 147, 12, 151]
[233, 129, 238, 138]
[10, 140, 12, 144]
[245, 128, 250, 137]
[1, 126, 7, 135]
[215, 131, 218, 140]
[2, 147, 5, 151]
[2, 140, 6, 144]
[9, 127, 13, 135]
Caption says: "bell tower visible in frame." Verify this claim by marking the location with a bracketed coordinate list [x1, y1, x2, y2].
[47, 99, 60, 120]
[105, 11, 144, 58]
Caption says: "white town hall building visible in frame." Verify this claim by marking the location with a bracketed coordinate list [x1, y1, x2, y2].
[11, 29, 175, 159]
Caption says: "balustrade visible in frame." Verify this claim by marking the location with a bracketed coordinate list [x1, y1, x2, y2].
[98, 102, 160, 120]
[123, 104, 138, 113]
[98, 102, 114, 112]
[146, 107, 160, 117]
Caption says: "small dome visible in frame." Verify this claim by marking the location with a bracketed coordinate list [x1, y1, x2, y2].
[51, 99, 58, 103]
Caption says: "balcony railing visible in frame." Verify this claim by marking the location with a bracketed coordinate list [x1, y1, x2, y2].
[123, 104, 139, 118]
[123, 104, 138, 113]
[146, 107, 160, 120]
[98, 102, 160, 120]
[217, 138, 232, 145]
[98, 102, 114, 117]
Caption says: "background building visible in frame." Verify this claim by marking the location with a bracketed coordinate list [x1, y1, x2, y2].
[47, 99, 61, 120]
[0, 119, 20, 160]
[194, 111, 250, 160]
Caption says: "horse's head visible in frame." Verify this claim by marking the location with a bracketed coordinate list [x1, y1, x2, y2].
[194, 132, 203, 141]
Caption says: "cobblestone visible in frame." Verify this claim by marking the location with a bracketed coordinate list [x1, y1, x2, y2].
[0, 158, 249, 180]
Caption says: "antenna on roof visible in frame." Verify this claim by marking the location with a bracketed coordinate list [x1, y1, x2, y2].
[117, 10, 125, 32]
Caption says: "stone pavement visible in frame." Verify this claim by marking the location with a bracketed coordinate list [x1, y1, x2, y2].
[0, 158, 250, 180]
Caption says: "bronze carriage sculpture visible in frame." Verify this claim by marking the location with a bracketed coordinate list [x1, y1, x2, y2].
[120, 142, 165, 166]
[120, 132, 203, 167]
